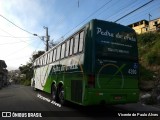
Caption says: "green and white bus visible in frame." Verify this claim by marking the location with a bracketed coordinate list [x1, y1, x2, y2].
[32, 19, 139, 106]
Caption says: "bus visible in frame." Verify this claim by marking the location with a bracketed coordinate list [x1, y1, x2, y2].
[32, 19, 139, 106]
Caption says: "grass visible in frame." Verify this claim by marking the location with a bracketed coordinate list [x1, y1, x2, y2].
[137, 32, 160, 91]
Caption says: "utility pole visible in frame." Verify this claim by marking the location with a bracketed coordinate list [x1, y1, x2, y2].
[44, 26, 49, 51]
[33, 27, 50, 51]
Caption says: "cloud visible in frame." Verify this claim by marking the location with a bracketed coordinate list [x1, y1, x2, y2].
[0, 0, 47, 70]
[0, 0, 79, 70]
[0, 0, 74, 72]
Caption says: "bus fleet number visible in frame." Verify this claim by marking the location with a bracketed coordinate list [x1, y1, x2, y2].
[128, 69, 137, 75]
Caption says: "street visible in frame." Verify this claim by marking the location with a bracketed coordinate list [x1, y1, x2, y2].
[0, 84, 160, 120]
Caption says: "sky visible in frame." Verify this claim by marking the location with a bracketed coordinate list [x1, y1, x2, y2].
[0, 0, 160, 70]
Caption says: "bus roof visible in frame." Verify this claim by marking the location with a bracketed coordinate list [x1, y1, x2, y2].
[34, 19, 135, 62]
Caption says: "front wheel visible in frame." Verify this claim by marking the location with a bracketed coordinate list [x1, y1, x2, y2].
[59, 86, 66, 105]
[32, 81, 37, 91]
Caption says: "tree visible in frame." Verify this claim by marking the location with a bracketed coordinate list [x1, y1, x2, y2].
[30, 51, 45, 62]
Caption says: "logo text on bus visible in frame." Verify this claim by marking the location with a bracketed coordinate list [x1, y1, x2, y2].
[96, 27, 136, 42]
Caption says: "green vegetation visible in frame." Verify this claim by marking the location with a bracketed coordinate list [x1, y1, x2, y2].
[137, 32, 160, 90]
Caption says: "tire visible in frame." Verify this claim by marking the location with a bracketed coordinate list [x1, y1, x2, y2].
[58, 86, 66, 105]
[51, 85, 58, 102]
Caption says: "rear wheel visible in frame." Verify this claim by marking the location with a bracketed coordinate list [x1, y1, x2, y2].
[59, 86, 66, 105]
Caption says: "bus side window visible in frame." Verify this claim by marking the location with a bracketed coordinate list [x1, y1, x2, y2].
[61, 43, 65, 59]
[44, 55, 46, 65]
[42, 56, 44, 65]
[50, 50, 53, 63]
[53, 49, 56, 62]
[37, 59, 39, 66]
[69, 38, 73, 55]
[43, 55, 45, 65]
[41, 57, 42, 65]
[40, 57, 42, 66]
[46, 54, 48, 64]
[56, 46, 61, 60]
[35, 59, 37, 66]
[39, 59, 40, 65]
[79, 31, 84, 52]
[34, 60, 36, 66]
[45, 54, 47, 65]
[36, 59, 38, 66]
[66, 40, 70, 57]
[41, 57, 43, 65]
[38, 58, 40, 65]
[74, 34, 79, 54]
[47, 53, 49, 64]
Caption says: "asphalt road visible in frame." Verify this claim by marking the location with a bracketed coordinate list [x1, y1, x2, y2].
[0, 84, 160, 120]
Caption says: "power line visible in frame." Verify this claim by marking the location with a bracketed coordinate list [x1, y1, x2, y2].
[0, 41, 32, 45]
[0, 27, 34, 44]
[0, 27, 15, 37]
[0, 15, 49, 49]
[53, 0, 154, 44]
[58, 0, 113, 39]
[104, 0, 139, 21]
[6, 40, 44, 71]
[50, 0, 111, 43]
[6, 37, 44, 60]
[4, 42, 34, 58]
[120, 0, 159, 25]
[97, 0, 128, 19]
[114, 0, 154, 22]
[0, 14, 34, 35]
[0, 35, 35, 39]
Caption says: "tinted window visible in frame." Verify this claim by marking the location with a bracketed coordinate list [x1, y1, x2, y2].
[39, 58, 41, 65]
[38, 59, 40, 65]
[42, 57, 44, 65]
[53, 49, 56, 62]
[49, 50, 53, 63]
[37, 59, 39, 65]
[41, 57, 43, 65]
[66, 40, 70, 57]
[36, 59, 38, 66]
[36, 59, 38, 65]
[79, 31, 84, 52]
[74, 34, 79, 54]
[34, 60, 36, 66]
[69, 38, 73, 55]
[47, 53, 50, 64]
[44, 55, 47, 65]
[96, 26, 137, 59]
[42, 56, 45, 65]
[61, 43, 65, 59]
[56, 46, 61, 60]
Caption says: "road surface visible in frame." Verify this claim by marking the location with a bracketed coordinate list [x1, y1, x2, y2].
[0, 84, 160, 120]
